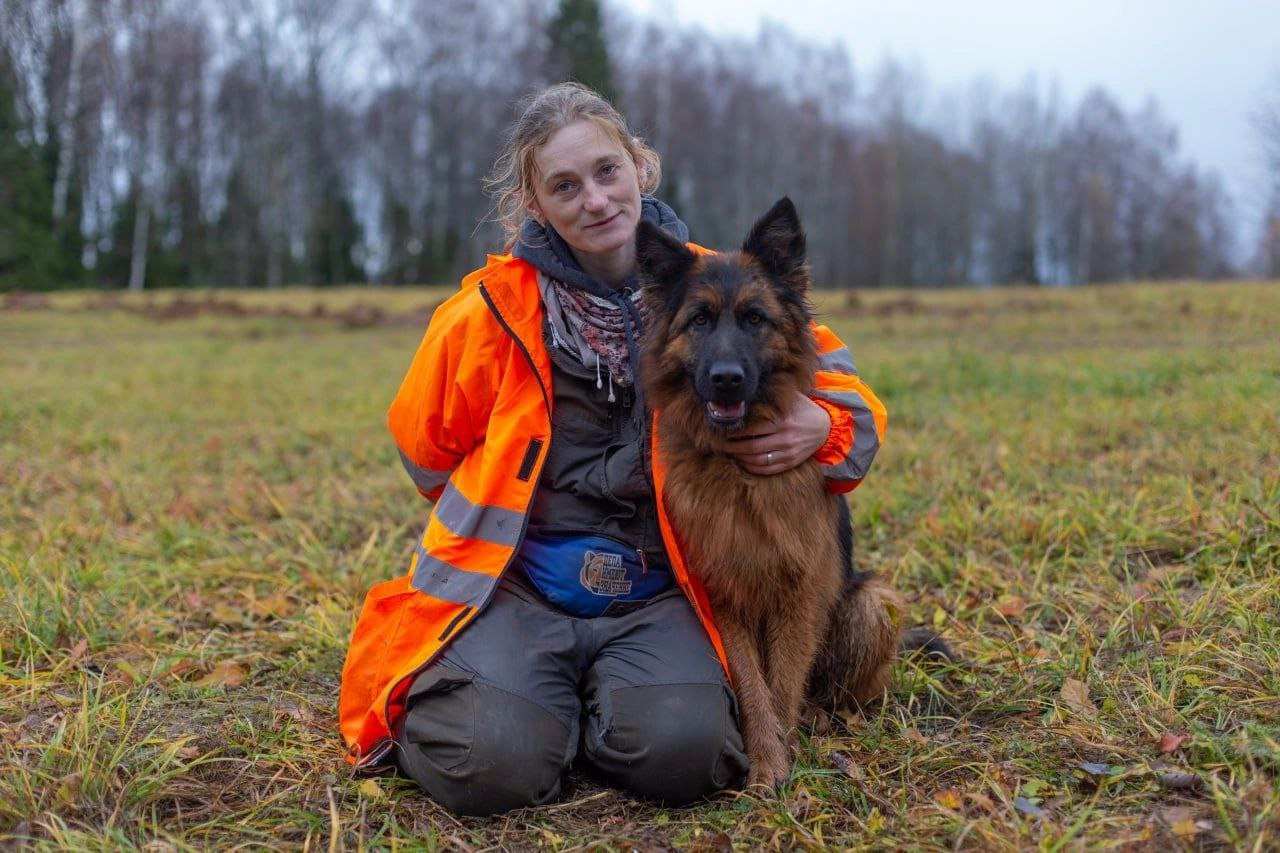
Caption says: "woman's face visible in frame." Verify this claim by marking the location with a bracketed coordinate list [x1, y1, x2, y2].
[528, 120, 642, 275]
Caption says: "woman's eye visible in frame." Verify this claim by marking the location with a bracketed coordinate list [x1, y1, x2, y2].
[600, 163, 618, 178]
[555, 181, 574, 194]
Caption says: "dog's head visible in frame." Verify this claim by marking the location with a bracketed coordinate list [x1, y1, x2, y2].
[637, 197, 818, 441]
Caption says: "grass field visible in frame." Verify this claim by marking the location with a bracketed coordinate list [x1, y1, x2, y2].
[1, 280, 1277, 850]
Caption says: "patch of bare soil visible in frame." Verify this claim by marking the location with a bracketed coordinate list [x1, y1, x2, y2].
[8, 290, 441, 329]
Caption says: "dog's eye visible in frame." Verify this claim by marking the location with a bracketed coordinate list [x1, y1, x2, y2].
[692, 312, 710, 327]
[745, 311, 764, 326]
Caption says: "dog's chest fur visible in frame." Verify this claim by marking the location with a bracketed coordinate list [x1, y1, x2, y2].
[659, 433, 842, 620]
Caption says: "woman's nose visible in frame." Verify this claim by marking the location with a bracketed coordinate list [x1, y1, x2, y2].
[582, 183, 608, 213]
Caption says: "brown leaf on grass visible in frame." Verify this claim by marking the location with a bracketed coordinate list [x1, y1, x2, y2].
[1161, 806, 1207, 840]
[67, 638, 88, 662]
[1158, 731, 1188, 753]
[830, 751, 865, 781]
[165, 495, 200, 522]
[195, 661, 248, 688]
[965, 792, 997, 813]
[247, 590, 295, 620]
[1162, 807, 1213, 840]
[1059, 678, 1097, 718]
[933, 787, 963, 810]
[995, 595, 1028, 618]
[924, 503, 943, 535]
[55, 772, 83, 805]
[209, 604, 244, 626]
[161, 659, 202, 680]
[690, 832, 733, 853]
[177, 746, 201, 760]
[904, 726, 929, 745]
[1158, 771, 1202, 791]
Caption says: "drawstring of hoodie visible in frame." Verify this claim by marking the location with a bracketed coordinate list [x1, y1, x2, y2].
[614, 289, 644, 413]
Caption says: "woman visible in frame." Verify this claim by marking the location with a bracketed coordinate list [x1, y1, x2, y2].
[338, 83, 887, 816]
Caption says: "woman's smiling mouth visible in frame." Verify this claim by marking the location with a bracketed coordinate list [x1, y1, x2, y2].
[585, 211, 622, 229]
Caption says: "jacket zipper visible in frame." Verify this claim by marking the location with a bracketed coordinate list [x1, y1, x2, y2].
[364, 280, 552, 769]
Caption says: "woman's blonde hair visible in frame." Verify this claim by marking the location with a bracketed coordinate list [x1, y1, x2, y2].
[487, 82, 662, 250]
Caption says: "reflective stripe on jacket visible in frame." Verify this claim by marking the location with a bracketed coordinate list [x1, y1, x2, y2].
[337, 252, 888, 766]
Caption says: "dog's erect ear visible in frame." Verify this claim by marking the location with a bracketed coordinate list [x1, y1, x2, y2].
[742, 196, 807, 290]
[635, 220, 696, 295]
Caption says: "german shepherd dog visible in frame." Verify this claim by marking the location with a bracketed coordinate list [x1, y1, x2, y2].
[636, 198, 903, 789]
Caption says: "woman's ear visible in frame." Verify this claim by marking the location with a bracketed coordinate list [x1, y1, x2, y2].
[525, 199, 544, 224]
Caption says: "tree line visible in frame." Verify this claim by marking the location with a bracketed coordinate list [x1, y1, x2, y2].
[1, 0, 1271, 291]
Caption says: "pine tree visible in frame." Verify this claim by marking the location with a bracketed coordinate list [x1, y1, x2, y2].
[547, 0, 616, 103]
[0, 68, 82, 290]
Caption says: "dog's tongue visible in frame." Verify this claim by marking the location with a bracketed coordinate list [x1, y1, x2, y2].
[707, 400, 746, 420]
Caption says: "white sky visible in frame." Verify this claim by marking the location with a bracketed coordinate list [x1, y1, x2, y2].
[622, 0, 1280, 227]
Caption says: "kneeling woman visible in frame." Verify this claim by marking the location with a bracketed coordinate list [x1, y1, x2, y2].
[338, 83, 887, 816]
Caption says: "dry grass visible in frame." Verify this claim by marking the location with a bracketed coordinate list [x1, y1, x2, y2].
[2, 280, 1277, 850]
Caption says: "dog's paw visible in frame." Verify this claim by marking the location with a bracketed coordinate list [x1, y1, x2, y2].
[745, 741, 791, 794]
[745, 764, 788, 794]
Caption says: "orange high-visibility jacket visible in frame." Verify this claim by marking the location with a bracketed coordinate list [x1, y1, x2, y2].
[338, 252, 888, 766]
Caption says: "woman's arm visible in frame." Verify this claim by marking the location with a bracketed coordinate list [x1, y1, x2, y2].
[387, 294, 497, 501]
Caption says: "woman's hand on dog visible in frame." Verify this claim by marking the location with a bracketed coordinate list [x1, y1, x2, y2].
[717, 391, 831, 475]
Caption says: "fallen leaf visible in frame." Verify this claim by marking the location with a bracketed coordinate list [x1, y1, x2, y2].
[1158, 771, 1201, 791]
[209, 604, 244, 626]
[933, 787, 963, 810]
[698, 832, 733, 853]
[1170, 818, 1201, 839]
[995, 595, 1028, 618]
[1013, 796, 1045, 817]
[162, 659, 202, 679]
[55, 772, 83, 805]
[248, 590, 295, 620]
[68, 639, 89, 662]
[965, 792, 997, 812]
[830, 751, 864, 781]
[1158, 731, 1188, 753]
[1077, 762, 1112, 777]
[904, 726, 929, 745]
[358, 778, 385, 799]
[196, 661, 248, 688]
[177, 746, 201, 760]
[1059, 678, 1097, 718]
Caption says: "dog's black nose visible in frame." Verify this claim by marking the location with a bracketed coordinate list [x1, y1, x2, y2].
[709, 362, 744, 390]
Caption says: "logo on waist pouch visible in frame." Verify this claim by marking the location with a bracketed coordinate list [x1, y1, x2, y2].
[579, 550, 632, 597]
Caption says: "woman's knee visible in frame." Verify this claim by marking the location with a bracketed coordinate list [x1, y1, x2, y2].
[396, 673, 574, 816]
[582, 683, 748, 804]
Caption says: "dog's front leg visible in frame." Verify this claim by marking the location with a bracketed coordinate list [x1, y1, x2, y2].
[719, 618, 789, 791]
[763, 597, 831, 739]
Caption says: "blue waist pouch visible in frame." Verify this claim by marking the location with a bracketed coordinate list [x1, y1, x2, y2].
[516, 531, 673, 618]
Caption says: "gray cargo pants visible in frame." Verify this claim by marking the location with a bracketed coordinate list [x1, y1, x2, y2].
[393, 571, 748, 816]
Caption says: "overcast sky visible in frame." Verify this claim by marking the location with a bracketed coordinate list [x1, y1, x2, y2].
[622, 0, 1280, 226]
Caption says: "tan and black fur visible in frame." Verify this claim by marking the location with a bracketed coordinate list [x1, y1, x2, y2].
[636, 198, 902, 789]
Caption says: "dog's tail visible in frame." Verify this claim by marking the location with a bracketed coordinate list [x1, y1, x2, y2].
[899, 625, 957, 662]
[811, 502, 957, 711]
[805, 570, 903, 711]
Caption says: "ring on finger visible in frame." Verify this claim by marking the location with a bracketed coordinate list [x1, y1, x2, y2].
[766, 451, 774, 465]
